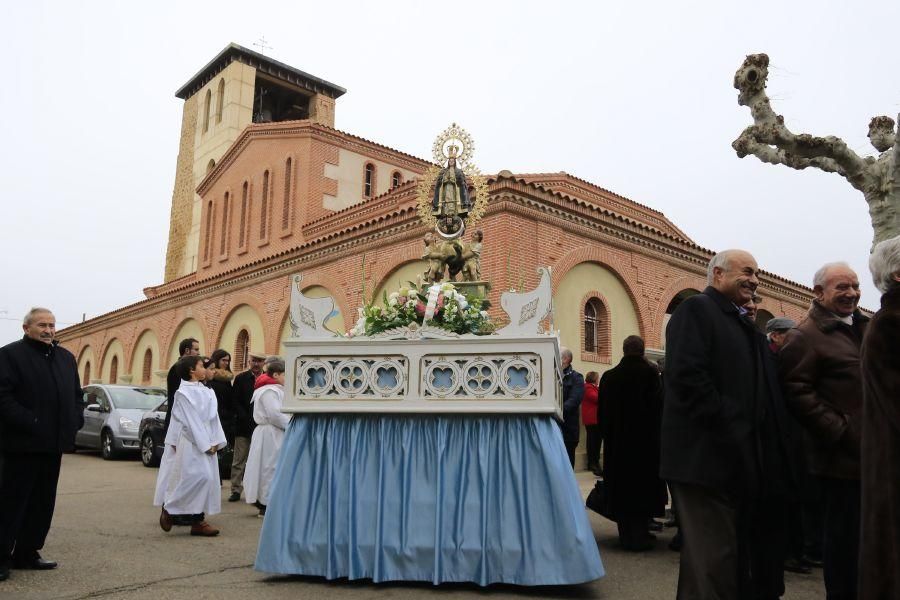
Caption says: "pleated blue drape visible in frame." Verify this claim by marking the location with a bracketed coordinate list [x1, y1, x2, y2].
[255, 414, 604, 586]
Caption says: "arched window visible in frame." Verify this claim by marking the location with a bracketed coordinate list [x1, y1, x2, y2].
[239, 181, 249, 248]
[203, 200, 214, 262]
[391, 171, 402, 189]
[260, 170, 270, 239]
[83, 361, 91, 386]
[219, 191, 229, 255]
[142, 349, 152, 384]
[203, 89, 211, 133]
[206, 159, 216, 174]
[583, 296, 610, 358]
[109, 356, 118, 384]
[282, 157, 293, 230]
[363, 163, 375, 198]
[215, 78, 225, 124]
[234, 329, 250, 371]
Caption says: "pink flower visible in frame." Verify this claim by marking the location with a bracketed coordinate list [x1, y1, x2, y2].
[415, 301, 426, 316]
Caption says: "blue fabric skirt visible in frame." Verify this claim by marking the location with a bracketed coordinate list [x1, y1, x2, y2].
[255, 414, 604, 586]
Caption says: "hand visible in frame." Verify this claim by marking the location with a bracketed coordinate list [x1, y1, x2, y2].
[207, 446, 217, 455]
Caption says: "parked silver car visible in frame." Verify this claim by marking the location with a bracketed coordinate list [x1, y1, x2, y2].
[75, 385, 167, 460]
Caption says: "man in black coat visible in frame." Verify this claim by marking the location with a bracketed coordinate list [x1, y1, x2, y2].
[661, 250, 793, 599]
[559, 347, 584, 468]
[163, 337, 199, 434]
[227, 351, 265, 502]
[598, 335, 665, 551]
[0, 308, 83, 581]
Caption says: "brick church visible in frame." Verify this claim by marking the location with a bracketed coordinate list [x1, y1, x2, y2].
[58, 43, 812, 400]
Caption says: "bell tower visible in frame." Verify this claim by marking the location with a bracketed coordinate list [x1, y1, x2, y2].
[162, 43, 346, 282]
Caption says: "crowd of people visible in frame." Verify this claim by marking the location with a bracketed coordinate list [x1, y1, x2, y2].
[154, 344, 290, 535]
[1, 235, 898, 596]
[569, 238, 900, 600]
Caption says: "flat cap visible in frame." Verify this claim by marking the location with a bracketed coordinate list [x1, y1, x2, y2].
[765, 317, 796, 333]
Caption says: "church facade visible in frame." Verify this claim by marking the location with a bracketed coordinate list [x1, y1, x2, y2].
[58, 44, 812, 422]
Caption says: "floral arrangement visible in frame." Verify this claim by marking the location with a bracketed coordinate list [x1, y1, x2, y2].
[348, 282, 494, 337]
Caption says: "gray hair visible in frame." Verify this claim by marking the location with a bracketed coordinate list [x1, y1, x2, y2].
[23, 307, 53, 325]
[812, 262, 853, 288]
[265, 359, 286, 375]
[707, 250, 742, 285]
[560, 347, 573, 361]
[869, 235, 900, 293]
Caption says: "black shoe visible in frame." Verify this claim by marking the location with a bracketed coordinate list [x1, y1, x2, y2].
[228, 492, 241, 502]
[668, 532, 683, 552]
[784, 557, 812, 574]
[648, 519, 664, 532]
[801, 555, 824, 569]
[12, 553, 57, 570]
[0, 561, 9, 581]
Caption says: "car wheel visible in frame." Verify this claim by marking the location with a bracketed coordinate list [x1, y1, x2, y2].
[101, 430, 119, 460]
[141, 433, 160, 468]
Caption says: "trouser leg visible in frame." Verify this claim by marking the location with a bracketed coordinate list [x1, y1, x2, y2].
[670, 481, 748, 600]
[821, 477, 860, 600]
[0, 453, 61, 559]
[751, 496, 787, 600]
[585, 425, 600, 469]
[230, 436, 250, 494]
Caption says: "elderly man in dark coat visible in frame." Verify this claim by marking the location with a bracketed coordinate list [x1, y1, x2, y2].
[0, 308, 84, 581]
[858, 236, 900, 600]
[559, 347, 584, 468]
[779, 262, 868, 600]
[661, 249, 793, 600]
[598, 335, 664, 551]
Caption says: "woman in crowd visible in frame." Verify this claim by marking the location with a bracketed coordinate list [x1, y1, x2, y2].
[583, 371, 601, 476]
[244, 359, 289, 518]
[207, 350, 235, 446]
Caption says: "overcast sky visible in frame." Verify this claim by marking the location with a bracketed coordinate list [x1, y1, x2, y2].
[1, 0, 897, 345]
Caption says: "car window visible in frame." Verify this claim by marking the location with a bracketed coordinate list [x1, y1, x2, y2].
[83, 390, 98, 407]
[108, 387, 167, 411]
[155, 399, 170, 413]
[95, 389, 112, 412]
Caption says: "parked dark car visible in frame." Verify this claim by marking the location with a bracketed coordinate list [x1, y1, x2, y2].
[76, 385, 167, 460]
[139, 398, 232, 479]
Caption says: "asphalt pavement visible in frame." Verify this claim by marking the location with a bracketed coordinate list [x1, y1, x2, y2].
[0, 452, 825, 600]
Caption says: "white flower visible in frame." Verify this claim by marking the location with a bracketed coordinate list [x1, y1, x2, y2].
[480, 310, 489, 318]
[440, 282, 455, 292]
[388, 295, 398, 307]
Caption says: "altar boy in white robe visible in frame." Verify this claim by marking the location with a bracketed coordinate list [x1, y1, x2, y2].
[244, 359, 289, 517]
[154, 355, 227, 536]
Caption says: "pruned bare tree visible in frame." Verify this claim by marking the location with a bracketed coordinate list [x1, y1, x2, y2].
[732, 53, 900, 247]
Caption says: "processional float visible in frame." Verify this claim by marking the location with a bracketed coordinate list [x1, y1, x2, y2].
[255, 124, 604, 586]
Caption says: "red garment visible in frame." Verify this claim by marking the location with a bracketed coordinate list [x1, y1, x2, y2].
[582, 382, 599, 426]
[254, 373, 277, 389]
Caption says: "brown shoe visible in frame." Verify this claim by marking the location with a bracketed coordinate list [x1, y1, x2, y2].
[159, 508, 173, 532]
[190, 521, 220, 537]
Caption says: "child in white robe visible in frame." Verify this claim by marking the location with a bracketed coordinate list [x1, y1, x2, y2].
[244, 359, 289, 517]
[154, 355, 227, 536]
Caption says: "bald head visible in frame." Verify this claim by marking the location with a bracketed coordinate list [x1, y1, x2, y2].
[813, 262, 860, 317]
[707, 249, 760, 305]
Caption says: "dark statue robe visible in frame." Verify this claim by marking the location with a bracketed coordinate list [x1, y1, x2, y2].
[858, 286, 900, 600]
[598, 355, 666, 520]
[431, 165, 470, 213]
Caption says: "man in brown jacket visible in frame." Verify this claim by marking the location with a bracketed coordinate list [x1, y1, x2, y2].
[779, 262, 868, 600]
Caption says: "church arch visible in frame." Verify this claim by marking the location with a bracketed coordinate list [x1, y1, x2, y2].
[657, 276, 705, 349]
[216, 304, 265, 372]
[130, 329, 161, 386]
[77, 345, 97, 386]
[215, 78, 225, 124]
[555, 261, 641, 373]
[167, 318, 206, 366]
[363, 163, 376, 198]
[101, 338, 125, 385]
[203, 88, 211, 133]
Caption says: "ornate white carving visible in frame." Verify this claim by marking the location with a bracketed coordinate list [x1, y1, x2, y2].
[294, 356, 408, 400]
[333, 360, 370, 396]
[497, 267, 553, 336]
[367, 323, 461, 340]
[289, 273, 339, 339]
